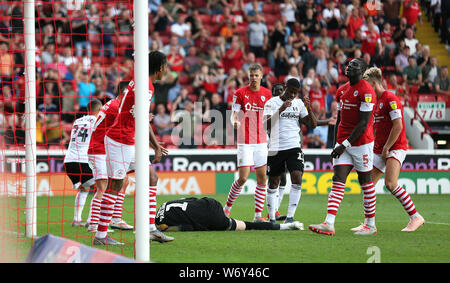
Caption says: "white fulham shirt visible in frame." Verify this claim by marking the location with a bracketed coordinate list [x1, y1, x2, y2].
[64, 115, 96, 164]
[263, 96, 309, 151]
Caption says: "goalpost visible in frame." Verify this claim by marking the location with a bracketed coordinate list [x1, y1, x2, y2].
[133, 0, 150, 262]
[24, 0, 37, 239]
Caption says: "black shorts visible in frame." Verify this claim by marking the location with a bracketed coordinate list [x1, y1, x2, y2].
[267, 147, 304, 177]
[64, 162, 94, 187]
[156, 197, 231, 231]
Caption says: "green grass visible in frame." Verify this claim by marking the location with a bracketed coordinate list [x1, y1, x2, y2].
[4, 193, 450, 263]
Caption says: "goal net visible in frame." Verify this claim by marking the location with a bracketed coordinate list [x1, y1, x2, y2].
[0, 0, 139, 261]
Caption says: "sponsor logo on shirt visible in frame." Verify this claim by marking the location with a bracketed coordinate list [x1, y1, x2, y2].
[364, 93, 372, 103]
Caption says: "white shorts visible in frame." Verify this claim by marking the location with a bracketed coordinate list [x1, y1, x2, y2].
[105, 136, 135, 180]
[333, 142, 374, 172]
[237, 143, 268, 168]
[88, 154, 108, 181]
[373, 149, 407, 173]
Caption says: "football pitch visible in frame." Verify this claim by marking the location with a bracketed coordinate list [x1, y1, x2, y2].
[10, 193, 450, 263]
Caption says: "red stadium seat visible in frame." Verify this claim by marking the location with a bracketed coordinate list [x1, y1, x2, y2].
[256, 57, 267, 66]
[198, 14, 211, 25]
[178, 74, 190, 85]
[418, 95, 436, 102]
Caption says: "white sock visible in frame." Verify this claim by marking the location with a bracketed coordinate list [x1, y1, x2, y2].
[150, 224, 157, 231]
[287, 184, 302, 218]
[279, 223, 291, 230]
[267, 188, 279, 221]
[277, 185, 286, 211]
[325, 213, 336, 226]
[366, 217, 376, 227]
[74, 190, 89, 222]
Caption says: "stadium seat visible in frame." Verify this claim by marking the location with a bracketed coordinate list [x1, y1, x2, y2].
[418, 95, 436, 102]
[178, 74, 190, 85]
[198, 14, 211, 25]
[256, 57, 267, 66]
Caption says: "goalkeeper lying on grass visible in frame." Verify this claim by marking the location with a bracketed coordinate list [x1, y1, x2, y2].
[155, 197, 304, 232]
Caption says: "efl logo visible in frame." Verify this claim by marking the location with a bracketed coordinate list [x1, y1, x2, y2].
[366, 0, 383, 11]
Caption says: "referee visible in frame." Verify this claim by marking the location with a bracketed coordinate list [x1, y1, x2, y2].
[155, 197, 304, 232]
[263, 79, 317, 224]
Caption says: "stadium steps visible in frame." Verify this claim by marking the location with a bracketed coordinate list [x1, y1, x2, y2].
[415, 14, 450, 67]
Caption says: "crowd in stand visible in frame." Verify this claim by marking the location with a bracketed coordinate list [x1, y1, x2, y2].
[0, 0, 449, 150]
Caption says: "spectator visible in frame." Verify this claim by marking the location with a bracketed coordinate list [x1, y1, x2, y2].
[194, 28, 213, 55]
[404, 28, 419, 55]
[300, 7, 320, 37]
[247, 13, 268, 58]
[361, 21, 381, 57]
[184, 8, 203, 37]
[170, 14, 191, 41]
[345, 7, 363, 40]
[315, 48, 328, 79]
[163, 0, 186, 19]
[222, 41, 244, 73]
[303, 68, 316, 87]
[273, 43, 290, 78]
[325, 100, 338, 148]
[334, 28, 355, 57]
[383, 0, 401, 26]
[285, 65, 302, 83]
[322, 0, 341, 39]
[0, 41, 13, 85]
[61, 81, 77, 123]
[280, 0, 297, 29]
[183, 46, 202, 75]
[402, 56, 422, 87]
[380, 22, 396, 51]
[153, 5, 174, 32]
[385, 73, 407, 98]
[4, 113, 25, 147]
[100, 14, 116, 57]
[204, 92, 228, 145]
[313, 28, 334, 51]
[402, 0, 422, 27]
[154, 70, 179, 105]
[171, 87, 192, 115]
[309, 78, 326, 111]
[434, 66, 450, 95]
[37, 93, 66, 144]
[71, 10, 91, 58]
[419, 56, 439, 86]
[167, 45, 184, 73]
[288, 47, 302, 67]
[326, 59, 339, 85]
[75, 68, 96, 114]
[207, 0, 227, 15]
[395, 46, 410, 73]
[153, 103, 174, 137]
[244, 0, 263, 22]
[242, 52, 256, 73]
[220, 19, 235, 42]
[393, 17, 408, 44]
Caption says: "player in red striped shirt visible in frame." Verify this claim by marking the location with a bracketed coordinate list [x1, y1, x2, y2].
[351, 67, 425, 232]
[309, 58, 378, 236]
[223, 63, 272, 222]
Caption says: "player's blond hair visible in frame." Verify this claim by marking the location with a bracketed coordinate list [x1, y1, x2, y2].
[363, 67, 383, 84]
